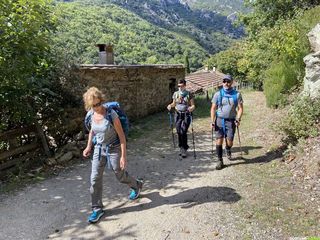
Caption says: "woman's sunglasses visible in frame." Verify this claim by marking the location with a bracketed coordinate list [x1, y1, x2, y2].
[92, 101, 102, 108]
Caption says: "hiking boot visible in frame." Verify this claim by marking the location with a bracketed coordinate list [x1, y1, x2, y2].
[181, 148, 187, 158]
[88, 209, 104, 223]
[129, 179, 143, 200]
[226, 148, 232, 160]
[216, 158, 224, 170]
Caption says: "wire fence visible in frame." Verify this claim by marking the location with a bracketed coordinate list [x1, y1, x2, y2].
[237, 81, 254, 90]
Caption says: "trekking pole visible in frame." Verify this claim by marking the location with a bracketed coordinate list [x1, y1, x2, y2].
[236, 125, 243, 158]
[190, 113, 196, 159]
[211, 125, 214, 156]
[168, 111, 176, 148]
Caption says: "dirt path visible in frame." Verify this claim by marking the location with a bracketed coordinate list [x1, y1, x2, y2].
[0, 91, 319, 240]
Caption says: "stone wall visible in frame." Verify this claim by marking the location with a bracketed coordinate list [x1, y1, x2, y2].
[304, 24, 320, 98]
[75, 64, 185, 119]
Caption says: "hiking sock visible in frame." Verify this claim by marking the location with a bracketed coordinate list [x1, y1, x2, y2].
[225, 145, 232, 159]
[226, 145, 231, 154]
[216, 145, 223, 159]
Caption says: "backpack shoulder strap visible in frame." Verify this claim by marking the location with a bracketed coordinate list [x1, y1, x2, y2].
[103, 102, 120, 123]
[84, 110, 94, 131]
[231, 89, 238, 108]
[173, 91, 179, 100]
[105, 106, 114, 125]
[218, 88, 224, 107]
[184, 91, 191, 103]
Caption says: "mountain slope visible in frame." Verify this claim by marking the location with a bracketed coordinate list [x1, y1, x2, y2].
[109, 0, 244, 54]
[53, 2, 208, 70]
[184, 0, 249, 15]
[62, 0, 244, 54]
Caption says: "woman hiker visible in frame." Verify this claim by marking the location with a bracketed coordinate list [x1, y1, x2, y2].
[83, 87, 143, 223]
[167, 79, 196, 158]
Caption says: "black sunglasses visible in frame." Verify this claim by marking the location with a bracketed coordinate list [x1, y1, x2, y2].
[223, 80, 232, 83]
[92, 101, 102, 108]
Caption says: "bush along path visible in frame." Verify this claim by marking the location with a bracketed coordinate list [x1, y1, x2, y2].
[0, 91, 319, 240]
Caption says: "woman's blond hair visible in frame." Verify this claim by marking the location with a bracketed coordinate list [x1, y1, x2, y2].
[83, 87, 105, 111]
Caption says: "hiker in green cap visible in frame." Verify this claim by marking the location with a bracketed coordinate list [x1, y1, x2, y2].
[167, 79, 195, 158]
[210, 74, 243, 170]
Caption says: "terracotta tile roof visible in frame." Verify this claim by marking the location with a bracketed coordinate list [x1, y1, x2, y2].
[186, 70, 225, 94]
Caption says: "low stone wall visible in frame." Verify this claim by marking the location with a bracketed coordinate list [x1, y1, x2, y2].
[75, 64, 185, 119]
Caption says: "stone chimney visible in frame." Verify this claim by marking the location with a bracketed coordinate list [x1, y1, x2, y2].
[106, 44, 114, 64]
[96, 44, 114, 64]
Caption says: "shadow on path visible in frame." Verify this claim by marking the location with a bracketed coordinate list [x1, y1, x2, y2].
[106, 186, 241, 219]
[194, 144, 283, 169]
[226, 146, 284, 167]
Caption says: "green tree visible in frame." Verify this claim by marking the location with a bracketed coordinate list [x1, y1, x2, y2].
[206, 4, 320, 100]
[185, 55, 190, 74]
[242, 0, 320, 37]
[205, 42, 247, 83]
[0, 0, 57, 130]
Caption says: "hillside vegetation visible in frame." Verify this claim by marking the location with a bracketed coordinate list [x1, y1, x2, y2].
[184, 0, 249, 15]
[3, 0, 320, 163]
[57, 0, 244, 54]
[206, 0, 320, 144]
[1, 0, 244, 146]
[0, 0, 58, 131]
[53, 2, 208, 70]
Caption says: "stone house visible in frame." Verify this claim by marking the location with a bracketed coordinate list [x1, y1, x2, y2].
[75, 64, 185, 119]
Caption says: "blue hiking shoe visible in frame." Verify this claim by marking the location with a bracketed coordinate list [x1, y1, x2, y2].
[129, 179, 143, 200]
[88, 209, 104, 223]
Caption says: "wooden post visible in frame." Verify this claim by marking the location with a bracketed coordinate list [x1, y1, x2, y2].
[34, 122, 51, 157]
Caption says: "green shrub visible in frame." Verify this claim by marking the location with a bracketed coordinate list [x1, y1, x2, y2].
[194, 89, 216, 119]
[278, 95, 320, 143]
[263, 59, 301, 108]
[0, 0, 57, 131]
